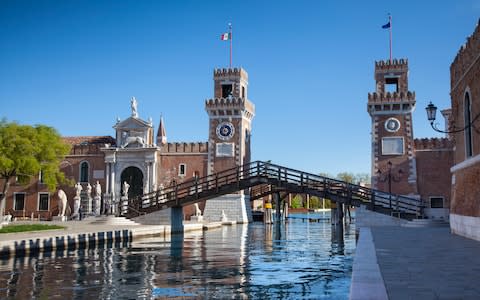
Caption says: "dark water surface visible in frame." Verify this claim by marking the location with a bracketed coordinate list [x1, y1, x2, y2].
[0, 217, 356, 299]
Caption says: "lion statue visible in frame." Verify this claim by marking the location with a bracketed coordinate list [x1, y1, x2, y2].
[57, 189, 71, 217]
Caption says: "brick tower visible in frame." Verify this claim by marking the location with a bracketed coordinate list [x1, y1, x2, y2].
[203, 67, 255, 222]
[205, 68, 254, 173]
[367, 59, 418, 196]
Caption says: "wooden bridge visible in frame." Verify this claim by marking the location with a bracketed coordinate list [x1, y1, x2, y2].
[123, 161, 424, 221]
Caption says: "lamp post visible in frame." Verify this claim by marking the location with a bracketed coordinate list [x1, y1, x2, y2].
[377, 161, 402, 208]
[426, 101, 480, 133]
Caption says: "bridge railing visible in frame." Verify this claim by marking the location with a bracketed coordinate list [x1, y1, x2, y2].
[256, 161, 423, 216]
[126, 161, 264, 215]
[125, 160, 424, 218]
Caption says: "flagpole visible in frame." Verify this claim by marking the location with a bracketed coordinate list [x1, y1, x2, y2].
[389, 14, 392, 63]
[229, 23, 232, 68]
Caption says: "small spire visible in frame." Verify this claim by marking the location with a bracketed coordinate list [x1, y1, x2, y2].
[157, 115, 167, 145]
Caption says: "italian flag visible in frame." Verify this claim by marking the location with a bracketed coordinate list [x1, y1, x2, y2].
[220, 32, 231, 40]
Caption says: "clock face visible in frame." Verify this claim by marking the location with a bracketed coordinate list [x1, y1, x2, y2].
[385, 117, 401, 132]
[216, 122, 235, 140]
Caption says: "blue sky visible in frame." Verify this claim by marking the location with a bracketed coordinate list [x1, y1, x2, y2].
[0, 0, 478, 176]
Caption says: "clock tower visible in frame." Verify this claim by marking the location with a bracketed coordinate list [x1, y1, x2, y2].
[205, 68, 255, 174]
[367, 59, 418, 196]
[203, 67, 255, 223]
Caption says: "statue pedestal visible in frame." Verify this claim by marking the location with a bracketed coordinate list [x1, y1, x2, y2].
[121, 196, 128, 215]
[190, 216, 203, 223]
[52, 216, 67, 222]
[93, 196, 101, 216]
[86, 196, 92, 214]
[72, 196, 81, 219]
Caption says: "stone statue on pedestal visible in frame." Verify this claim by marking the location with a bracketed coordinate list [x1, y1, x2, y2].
[122, 181, 130, 197]
[57, 189, 68, 217]
[86, 183, 92, 214]
[72, 182, 82, 218]
[121, 181, 130, 215]
[94, 181, 102, 216]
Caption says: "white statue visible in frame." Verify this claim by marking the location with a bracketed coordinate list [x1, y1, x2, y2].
[122, 135, 145, 148]
[86, 183, 92, 198]
[131, 97, 138, 117]
[94, 181, 101, 197]
[221, 210, 228, 222]
[74, 182, 82, 198]
[194, 203, 202, 217]
[122, 181, 130, 197]
[57, 189, 68, 217]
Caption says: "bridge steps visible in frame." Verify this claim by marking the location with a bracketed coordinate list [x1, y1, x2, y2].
[88, 216, 140, 226]
[401, 219, 450, 228]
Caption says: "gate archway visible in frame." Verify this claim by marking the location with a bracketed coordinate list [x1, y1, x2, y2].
[120, 166, 144, 199]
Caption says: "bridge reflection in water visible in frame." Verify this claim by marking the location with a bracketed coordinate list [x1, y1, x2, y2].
[0, 218, 355, 299]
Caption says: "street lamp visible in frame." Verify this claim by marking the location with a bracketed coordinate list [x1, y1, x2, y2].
[377, 161, 402, 208]
[426, 101, 480, 133]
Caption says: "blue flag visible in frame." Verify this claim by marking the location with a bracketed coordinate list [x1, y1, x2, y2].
[382, 21, 391, 29]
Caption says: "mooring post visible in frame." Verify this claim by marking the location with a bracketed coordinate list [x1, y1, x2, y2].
[274, 192, 281, 222]
[171, 206, 184, 234]
[264, 199, 273, 224]
[283, 196, 289, 220]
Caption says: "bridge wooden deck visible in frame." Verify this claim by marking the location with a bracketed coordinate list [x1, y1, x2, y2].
[124, 161, 424, 221]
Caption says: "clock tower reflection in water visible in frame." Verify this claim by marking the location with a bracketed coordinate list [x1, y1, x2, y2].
[203, 68, 255, 223]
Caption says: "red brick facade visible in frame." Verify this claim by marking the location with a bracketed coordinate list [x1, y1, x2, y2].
[449, 21, 480, 229]
[1, 68, 254, 221]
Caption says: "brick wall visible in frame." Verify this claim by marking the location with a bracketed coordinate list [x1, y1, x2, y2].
[450, 21, 480, 218]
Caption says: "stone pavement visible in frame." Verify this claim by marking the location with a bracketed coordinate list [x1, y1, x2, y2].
[352, 226, 480, 300]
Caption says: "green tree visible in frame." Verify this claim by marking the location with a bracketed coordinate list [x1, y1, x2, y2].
[0, 120, 71, 217]
[336, 172, 356, 183]
[309, 196, 320, 209]
[291, 195, 303, 208]
[355, 173, 371, 185]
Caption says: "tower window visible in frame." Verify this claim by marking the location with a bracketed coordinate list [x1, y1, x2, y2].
[242, 86, 245, 98]
[222, 84, 233, 98]
[464, 92, 473, 158]
[385, 77, 398, 93]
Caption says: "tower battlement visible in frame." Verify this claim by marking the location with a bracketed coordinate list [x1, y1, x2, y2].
[451, 19, 480, 90]
[205, 97, 246, 107]
[368, 91, 416, 103]
[161, 142, 208, 154]
[214, 67, 248, 80]
[205, 97, 255, 118]
[414, 138, 453, 151]
[375, 58, 408, 71]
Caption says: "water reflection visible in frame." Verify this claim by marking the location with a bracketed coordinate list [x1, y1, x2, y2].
[0, 217, 355, 299]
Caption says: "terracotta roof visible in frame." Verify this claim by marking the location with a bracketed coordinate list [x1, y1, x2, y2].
[62, 136, 116, 146]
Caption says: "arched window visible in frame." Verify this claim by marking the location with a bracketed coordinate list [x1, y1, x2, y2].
[80, 161, 89, 182]
[464, 92, 473, 158]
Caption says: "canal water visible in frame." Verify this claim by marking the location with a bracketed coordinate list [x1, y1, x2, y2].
[0, 215, 356, 299]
